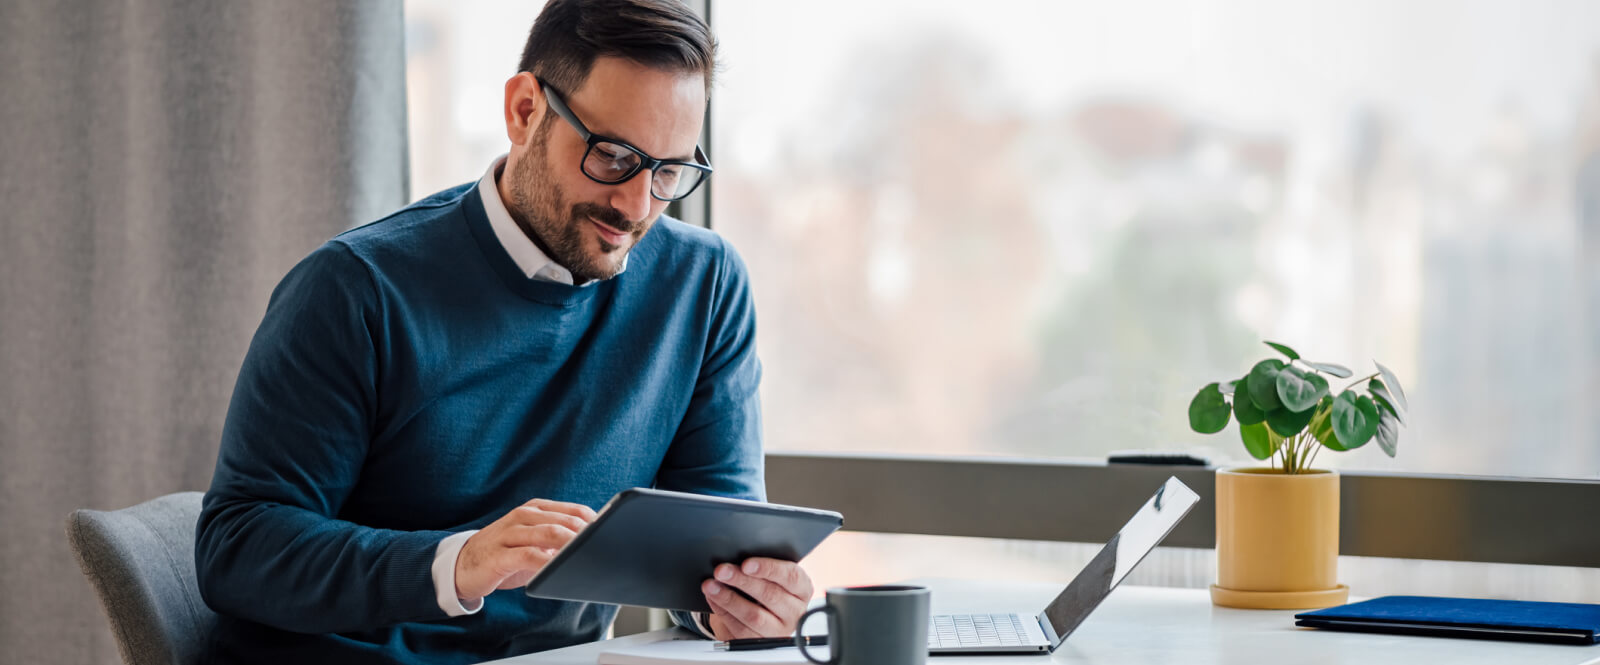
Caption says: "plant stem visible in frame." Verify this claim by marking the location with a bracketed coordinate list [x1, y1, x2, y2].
[1344, 372, 1380, 392]
[1291, 405, 1333, 474]
[1286, 433, 1299, 473]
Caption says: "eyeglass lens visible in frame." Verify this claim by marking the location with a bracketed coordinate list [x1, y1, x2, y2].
[583, 141, 706, 201]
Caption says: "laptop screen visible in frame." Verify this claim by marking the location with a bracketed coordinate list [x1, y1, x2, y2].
[1037, 476, 1201, 649]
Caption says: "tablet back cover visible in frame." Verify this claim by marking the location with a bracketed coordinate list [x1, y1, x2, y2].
[522, 488, 843, 612]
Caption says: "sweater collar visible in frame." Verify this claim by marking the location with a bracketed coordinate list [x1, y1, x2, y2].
[461, 184, 605, 307]
[477, 156, 629, 286]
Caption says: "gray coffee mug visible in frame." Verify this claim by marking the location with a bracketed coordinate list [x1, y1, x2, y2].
[795, 585, 930, 665]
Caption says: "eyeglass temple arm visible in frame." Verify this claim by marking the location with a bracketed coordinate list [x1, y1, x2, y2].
[537, 79, 592, 142]
[541, 77, 710, 173]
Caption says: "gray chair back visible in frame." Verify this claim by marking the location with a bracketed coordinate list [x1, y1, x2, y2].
[67, 492, 216, 665]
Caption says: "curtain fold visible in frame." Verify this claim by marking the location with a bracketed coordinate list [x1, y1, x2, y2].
[0, 2, 409, 663]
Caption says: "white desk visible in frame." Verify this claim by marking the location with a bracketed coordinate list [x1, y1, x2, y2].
[482, 579, 1600, 665]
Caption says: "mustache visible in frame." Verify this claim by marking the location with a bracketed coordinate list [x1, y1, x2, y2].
[572, 202, 636, 234]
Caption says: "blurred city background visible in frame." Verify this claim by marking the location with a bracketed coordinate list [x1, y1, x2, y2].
[404, 0, 1600, 601]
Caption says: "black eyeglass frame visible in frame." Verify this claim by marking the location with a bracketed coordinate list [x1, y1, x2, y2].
[537, 78, 713, 202]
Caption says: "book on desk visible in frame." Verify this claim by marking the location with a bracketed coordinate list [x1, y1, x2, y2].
[1295, 596, 1600, 645]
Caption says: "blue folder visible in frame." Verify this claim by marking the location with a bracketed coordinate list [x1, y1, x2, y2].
[1295, 596, 1600, 645]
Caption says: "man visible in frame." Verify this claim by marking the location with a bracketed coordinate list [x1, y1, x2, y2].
[194, 1, 812, 663]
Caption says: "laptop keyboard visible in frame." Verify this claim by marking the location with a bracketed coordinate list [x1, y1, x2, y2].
[928, 613, 1029, 648]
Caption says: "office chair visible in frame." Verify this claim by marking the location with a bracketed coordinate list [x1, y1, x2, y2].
[67, 491, 216, 665]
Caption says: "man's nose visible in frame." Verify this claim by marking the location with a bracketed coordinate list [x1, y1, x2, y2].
[608, 170, 654, 224]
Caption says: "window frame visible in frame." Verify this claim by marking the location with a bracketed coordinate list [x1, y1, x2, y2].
[665, 0, 713, 229]
[764, 452, 1600, 568]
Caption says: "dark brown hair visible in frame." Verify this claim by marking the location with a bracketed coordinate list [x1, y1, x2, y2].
[518, 0, 717, 97]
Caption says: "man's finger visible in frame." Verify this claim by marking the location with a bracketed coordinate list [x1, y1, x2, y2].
[738, 558, 813, 600]
[713, 564, 805, 621]
[508, 506, 592, 533]
[523, 498, 599, 522]
[502, 523, 578, 550]
[495, 546, 554, 581]
[507, 508, 590, 534]
[702, 579, 786, 636]
[706, 594, 762, 639]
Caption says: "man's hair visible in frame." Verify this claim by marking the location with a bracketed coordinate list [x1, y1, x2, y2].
[518, 0, 716, 98]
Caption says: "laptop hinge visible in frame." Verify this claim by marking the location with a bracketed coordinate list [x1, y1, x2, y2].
[1036, 611, 1063, 652]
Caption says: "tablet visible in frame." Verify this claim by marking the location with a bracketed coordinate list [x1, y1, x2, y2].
[521, 488, 844, 612]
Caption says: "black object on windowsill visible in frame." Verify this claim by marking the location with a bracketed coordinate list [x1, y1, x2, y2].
[1107, 452, 1210, 467]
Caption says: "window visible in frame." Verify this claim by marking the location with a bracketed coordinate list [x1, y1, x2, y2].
[712, 0, 1600, 479]
[402, 0, 1600, 607]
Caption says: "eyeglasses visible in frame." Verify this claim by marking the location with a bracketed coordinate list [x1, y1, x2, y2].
[538, 78, 712, 202]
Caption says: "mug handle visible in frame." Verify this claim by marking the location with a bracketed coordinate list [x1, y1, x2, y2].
[795, 605, 836, 665]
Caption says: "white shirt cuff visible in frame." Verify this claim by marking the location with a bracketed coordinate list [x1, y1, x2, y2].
[433, 530, 484, 616]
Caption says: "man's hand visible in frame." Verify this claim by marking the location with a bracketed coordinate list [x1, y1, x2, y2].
[454, 498, 597, 604]
[700, 558, 815, 640]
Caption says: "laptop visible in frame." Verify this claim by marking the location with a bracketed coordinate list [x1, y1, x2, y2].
[926, 476, 1201, 654]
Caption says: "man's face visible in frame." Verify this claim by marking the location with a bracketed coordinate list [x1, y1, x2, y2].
[503, 57, 707, 284]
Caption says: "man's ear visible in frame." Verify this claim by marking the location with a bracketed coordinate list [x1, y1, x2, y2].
[504, 72, 545, 147]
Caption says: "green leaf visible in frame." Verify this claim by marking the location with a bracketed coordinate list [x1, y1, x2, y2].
[1219, 378, 1241, 396]
[1310, 398, 1347, 451]
[1240, 422, 1275, 460]
[1369, 379, 1407, 425]
[1264, 341, 1300, 361]
[1188, 383, 1232, 434]
[1373, 393, 1405, 426]
[1374, 360, 1409, 411]
[1266, 404, 1316, 437]
[1276, 366, 1330, 412]
[1375, 408, 1401, 458]
[1305, 361, 1353, 378]
[1352, 396, 1382, 448]
[1246, 359, 1286, 411]
[1234, 388, 1266, 425]
[1331, 390, 1380, 449]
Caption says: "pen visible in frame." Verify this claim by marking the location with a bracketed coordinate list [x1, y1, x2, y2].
[713, 636, 828, 651]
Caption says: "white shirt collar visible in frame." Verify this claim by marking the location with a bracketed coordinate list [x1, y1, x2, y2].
[478, 156, 626, 285]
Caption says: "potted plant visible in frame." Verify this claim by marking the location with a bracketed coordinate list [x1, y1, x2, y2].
[1188, 341, 1408, 609]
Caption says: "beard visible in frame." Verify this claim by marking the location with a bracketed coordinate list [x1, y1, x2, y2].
[504, 126, 650, 284]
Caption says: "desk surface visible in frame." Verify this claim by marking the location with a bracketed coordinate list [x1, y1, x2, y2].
[483, 579, 1600, 665]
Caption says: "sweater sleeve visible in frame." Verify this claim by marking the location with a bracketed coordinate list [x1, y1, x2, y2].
[655, 237, 765, 502]
[195, 242, 451, 634]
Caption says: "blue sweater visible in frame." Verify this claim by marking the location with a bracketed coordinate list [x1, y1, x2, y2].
[196, 183, 764, 664]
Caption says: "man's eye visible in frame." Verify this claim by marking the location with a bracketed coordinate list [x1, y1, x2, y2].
[587, 146, 636, 178]
[596, 144, 632, 162]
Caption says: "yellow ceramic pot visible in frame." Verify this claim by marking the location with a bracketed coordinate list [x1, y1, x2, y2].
[1210, 467, 1349, 609]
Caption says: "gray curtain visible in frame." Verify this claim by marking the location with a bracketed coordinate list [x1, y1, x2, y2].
[0, 2, 409, 664]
